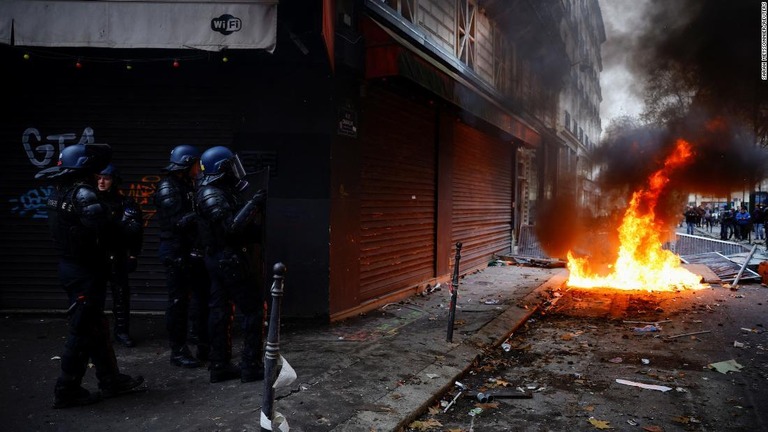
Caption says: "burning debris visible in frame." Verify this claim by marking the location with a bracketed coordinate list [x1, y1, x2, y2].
[567, 139, 706, 291]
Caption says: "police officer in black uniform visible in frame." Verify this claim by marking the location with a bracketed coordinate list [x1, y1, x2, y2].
[96, 164, 143, 347]
[195, 146, 266, 383]
[154, 144, 210, 368]
[39, 144, 144, 408]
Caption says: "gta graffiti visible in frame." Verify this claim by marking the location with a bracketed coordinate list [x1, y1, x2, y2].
[12, 126, 158, 224]
[22, 127, 95, 168]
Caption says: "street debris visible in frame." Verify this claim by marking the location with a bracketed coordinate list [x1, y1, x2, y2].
[587, 416, 612, 429]
[665, 330, 711, 339]
[633, 324, 661, 332]
[733, 341, 745, 348]
[624, 319, 672, 325]
[707, 359, 743, 374]
[443, 381, 466, 412]
[615, 378, 672, 392]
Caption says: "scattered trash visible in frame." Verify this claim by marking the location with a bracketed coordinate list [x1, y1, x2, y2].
[426, 373, 439, 379]
[587, 416, 612, 429]
[609, 357, 623, 363]
[641, 358, 650, 365]
[624, 319, 672, 325]
[475, 392, 493, 403]
[501, 339, 511, 352]
[633, 325, 661, 332]
[468, 407, 483, 416]
[627, 419, 638, 426]
[443, 381, 467, 412]
[741, 327, 760, 333]
[615, 378, 672, 392]
[50, 356, 61, 361]
[733, 341, 745, 348]
[675, 387, 687, 393]
[707, 359, 743, 374]
[483, 299, 501, 305]
[666, 330, 711, 339]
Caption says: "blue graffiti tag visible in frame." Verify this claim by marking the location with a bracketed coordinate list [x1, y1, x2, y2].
[10, 186, 54, 219]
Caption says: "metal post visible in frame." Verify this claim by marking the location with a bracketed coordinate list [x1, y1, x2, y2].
[261, 263, 286, 432]
[446, 242, 463, 342]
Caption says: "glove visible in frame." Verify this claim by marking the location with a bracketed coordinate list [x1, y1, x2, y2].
[127, 256, 138, 273]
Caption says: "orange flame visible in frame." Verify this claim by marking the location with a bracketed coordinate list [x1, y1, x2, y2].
[566, 139, 705, 291]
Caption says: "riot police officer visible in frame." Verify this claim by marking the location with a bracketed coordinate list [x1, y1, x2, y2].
[39, 144, 144, 408]
[195, 146, 266, 383]
[96, 164, 143, 347]
[154, 145, 210, 368]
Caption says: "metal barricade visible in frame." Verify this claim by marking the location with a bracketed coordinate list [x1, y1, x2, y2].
[672, 233, 751, 256]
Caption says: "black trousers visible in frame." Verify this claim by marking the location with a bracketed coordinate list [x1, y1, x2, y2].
[204, 249, 264, 367]
[58, 258, 119, 385]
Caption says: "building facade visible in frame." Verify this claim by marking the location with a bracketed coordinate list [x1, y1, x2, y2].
[0, 0, 604, 321]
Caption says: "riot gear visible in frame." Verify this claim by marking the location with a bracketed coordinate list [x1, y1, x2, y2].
[195, 146, 267, 383]
[165, 144, 201, 172]
[199, 145, 248, 188]
[155, 146, 209, 368]
[42, 144, 144, 408]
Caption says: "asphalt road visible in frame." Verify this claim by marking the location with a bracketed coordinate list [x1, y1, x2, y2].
[407, 282, 768, 431]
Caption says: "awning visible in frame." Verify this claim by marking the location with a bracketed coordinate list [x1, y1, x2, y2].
[0, 0, 277, 52]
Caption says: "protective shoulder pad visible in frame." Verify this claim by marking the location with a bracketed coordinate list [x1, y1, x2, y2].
[154, 177, 182, 211]
[196, 185, 232, 222]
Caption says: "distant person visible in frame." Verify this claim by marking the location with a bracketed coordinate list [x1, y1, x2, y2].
[735, 206, 751, 241]
[752, 204, 765, 242]
[720, 207, 735, 240]
[683, 206, 698, 235]
[96, 164, 143, 348]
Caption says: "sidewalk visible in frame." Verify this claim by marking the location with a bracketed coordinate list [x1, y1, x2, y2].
[0, 263, 565, 432]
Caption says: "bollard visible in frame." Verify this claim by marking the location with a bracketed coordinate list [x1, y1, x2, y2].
[261, 263, 286, 432]
[446, 242, 463, 342]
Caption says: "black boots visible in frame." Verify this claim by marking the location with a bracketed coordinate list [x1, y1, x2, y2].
[208, 362, 264, 383]
[53, 379, 101, 409]
[240, 363, 264, 383]
[170, 346, 202, 368]
[98, 373, 145, 398]
[209, 362, 241, 383]
[114, 332, 135, 348]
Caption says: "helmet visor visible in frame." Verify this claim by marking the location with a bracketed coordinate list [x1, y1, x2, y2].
[231, 154, 247, 180]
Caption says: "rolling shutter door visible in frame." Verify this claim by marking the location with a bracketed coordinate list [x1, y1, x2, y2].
[1, 59, 236, 311]
[452, 122, 513, 270]
[359, 85, 436, 301]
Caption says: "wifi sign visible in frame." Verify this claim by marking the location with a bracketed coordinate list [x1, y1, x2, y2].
[211, 14, 242, 35]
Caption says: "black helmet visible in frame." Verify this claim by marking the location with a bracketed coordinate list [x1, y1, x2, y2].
[98, 163, 122, 183]
[165, 144, 201, 172]
[60, 144, 93, 169]
[199, 146, 247, 186]
[35, 143, 112, 180]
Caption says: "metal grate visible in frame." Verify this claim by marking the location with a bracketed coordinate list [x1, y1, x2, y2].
[671, 233, 751, 256]
[680, 251, 761, 282]
[516, 224, 550, 258]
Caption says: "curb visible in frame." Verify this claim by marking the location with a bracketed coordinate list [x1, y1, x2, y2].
[331, 270, 567, 432]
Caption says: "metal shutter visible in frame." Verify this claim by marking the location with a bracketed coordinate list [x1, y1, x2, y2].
[359, 85, 436, 301]
[452, 122, 513, 271]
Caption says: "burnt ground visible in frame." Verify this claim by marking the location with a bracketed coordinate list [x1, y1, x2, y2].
[406, 284, 768, 432]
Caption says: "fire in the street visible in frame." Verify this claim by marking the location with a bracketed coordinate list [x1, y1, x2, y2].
[566, 139, 705, 291]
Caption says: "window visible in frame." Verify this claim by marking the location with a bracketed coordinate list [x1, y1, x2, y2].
[456, 0, 476, 68]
